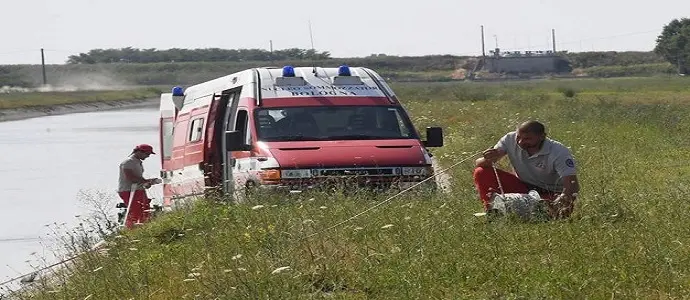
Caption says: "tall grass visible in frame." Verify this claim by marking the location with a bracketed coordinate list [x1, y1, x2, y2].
[7, 77, 690, 299]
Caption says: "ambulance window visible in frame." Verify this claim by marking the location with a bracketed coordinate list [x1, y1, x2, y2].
[387, 108, 412, 137]
[189, 118, 205, 142]
[161, 119, 174, 159]
[235, 110, 249, 144]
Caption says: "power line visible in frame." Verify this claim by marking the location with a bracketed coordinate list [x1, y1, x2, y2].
[490, 29, 662, 52]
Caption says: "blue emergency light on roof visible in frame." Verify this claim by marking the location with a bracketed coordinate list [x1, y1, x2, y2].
[338, 64, 351, 76]
[172, 86, 184, 96]
[282, 65, 295, 77]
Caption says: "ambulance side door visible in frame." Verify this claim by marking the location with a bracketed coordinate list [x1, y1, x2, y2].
[221, 88, 242, 195]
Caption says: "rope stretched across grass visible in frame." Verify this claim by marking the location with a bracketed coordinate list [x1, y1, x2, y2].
[300, 150, 485, 241]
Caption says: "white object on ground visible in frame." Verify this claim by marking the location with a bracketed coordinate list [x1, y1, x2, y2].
[489, 190, 543, 219]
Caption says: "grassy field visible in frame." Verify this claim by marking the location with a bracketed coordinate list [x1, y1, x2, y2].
[7, 77, 690, 299]
[0, 88, 161, 110]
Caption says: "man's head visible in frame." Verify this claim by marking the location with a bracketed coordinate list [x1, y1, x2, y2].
[132, 144, 155, 160]
[516, 121, 546, 152]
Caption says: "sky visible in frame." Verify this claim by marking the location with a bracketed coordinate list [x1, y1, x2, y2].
[1, 0, 688, 65]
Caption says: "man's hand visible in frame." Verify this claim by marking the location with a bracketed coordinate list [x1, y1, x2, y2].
[475, 148, 506, 167]
[483, 148, 505, 161]
[143, 178, 163, 188]
[548, 193, 575, 219]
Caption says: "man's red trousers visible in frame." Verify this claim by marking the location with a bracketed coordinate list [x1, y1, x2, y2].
[473, 166, 558, 211]
[117, 190, 151, 229]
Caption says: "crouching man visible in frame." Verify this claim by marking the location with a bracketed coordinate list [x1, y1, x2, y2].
[473, 121, 580, 219]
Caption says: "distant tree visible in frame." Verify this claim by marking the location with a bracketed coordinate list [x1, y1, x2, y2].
[654, 18, 690, 74]
[65, 47, 332, 64]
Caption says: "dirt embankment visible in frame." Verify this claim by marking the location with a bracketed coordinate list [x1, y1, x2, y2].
[0, 98, 159, 123]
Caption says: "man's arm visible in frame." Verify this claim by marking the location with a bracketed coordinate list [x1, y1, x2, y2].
[475, 133, 510, 168]
[475, 148, 507, 168]
[123, 168, 151, 185]
[558, 174, 580, 201]
[551, 154, 580, 218]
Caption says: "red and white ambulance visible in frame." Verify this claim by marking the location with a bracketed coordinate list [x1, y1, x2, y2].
[157, 65, 444, 206]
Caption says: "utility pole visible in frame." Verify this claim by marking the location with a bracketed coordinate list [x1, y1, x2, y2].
[269, 40, 274, 64]
[552, 29, 557, 53]
[41, 48, 47, 86]
[481, 25, 486, 57]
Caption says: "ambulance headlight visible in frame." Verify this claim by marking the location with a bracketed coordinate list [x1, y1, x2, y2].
[401, 167, 428, 176]
[281, 169, 312, 179]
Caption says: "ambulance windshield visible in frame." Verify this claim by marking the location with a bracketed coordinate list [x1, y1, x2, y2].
[254, 106, 417, 142]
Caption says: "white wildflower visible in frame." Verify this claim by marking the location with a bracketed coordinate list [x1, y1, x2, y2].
[252, 205, 264, 210]
[232, 254, 242, 260]
[271, 266, 291, 274]
[188, 272, 201, 278]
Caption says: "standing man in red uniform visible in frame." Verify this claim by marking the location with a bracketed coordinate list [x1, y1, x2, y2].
[118, 144, 158, 228]
[473, 121, 580, 219]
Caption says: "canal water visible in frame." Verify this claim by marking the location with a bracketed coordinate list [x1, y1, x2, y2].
[0, 107, 162, 286]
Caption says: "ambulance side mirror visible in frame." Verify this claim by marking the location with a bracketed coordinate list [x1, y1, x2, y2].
[226, 131, 251, 151]
[423, 127, 443, 147]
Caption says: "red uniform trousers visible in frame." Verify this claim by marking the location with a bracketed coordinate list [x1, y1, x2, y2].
[117, 190, 151, 229]
[473, 166, 559, 211]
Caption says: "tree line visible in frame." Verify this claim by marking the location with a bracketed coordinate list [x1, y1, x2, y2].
[66, 47, 332, 64]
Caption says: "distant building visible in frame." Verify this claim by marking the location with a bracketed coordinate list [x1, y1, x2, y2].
[484, 48, 571, 74]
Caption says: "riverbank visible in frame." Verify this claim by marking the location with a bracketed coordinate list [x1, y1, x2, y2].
[0, 98, 159, 122]
[0, 88, 162, 122]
